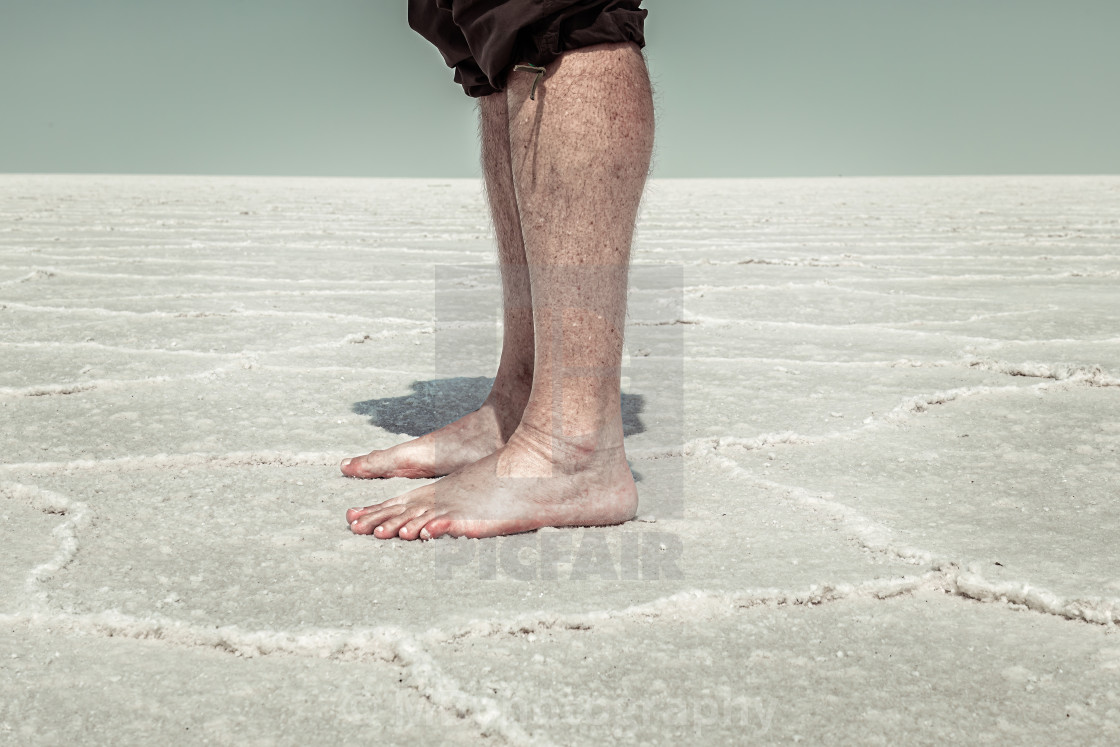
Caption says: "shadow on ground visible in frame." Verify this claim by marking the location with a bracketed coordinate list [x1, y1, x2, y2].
[352, 377, 646, 438]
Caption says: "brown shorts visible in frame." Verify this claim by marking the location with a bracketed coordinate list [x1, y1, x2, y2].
[408, 0, 647, 97]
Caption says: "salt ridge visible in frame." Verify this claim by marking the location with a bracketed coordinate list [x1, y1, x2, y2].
[4, 174, 1118, 742]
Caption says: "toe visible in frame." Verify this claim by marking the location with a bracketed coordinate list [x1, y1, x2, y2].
[399, 511, 437, 540]
[341, 452, 384, 479]
[421, 515, 454, 540]
[341, 454, 363, 477]
[401, 511, 454, 540]
[350, 503, 405, 535]
[376, 504, 430, 540]
[341, 454, 362, 476]
[349, 517, 375, 535]
[346, 497, 402, 524]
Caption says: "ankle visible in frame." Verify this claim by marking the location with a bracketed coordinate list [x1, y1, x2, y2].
[485, 367, 533, 429]
[511, 413, 625, 467]
[481, 392, 528, 442]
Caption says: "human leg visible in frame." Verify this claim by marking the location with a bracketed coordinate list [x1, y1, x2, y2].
[340, 93, 534, 479]
[348, 41, 654, 539]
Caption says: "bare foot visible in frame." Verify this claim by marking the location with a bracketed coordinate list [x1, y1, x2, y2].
[340, 400, 519, 479]
[345, 424, 638, 539]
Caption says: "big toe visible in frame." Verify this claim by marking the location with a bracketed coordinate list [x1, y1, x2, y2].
[341, 453, 378, 478]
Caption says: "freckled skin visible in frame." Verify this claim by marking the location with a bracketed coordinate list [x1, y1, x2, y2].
[343, 43, 653, 540]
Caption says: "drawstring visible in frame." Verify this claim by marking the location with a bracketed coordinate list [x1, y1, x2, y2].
[512, 64, 546, 100]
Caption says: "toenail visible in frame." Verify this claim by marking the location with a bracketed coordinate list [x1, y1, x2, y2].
[342, 458, 352, 467]
[420, 528, 431, 540]
[375, 525, 384, 535]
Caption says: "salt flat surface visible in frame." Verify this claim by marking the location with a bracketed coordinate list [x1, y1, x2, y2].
[2, 174, 1119, 744]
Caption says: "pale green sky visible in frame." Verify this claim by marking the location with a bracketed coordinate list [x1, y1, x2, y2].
[1, 0, 1117, 177]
